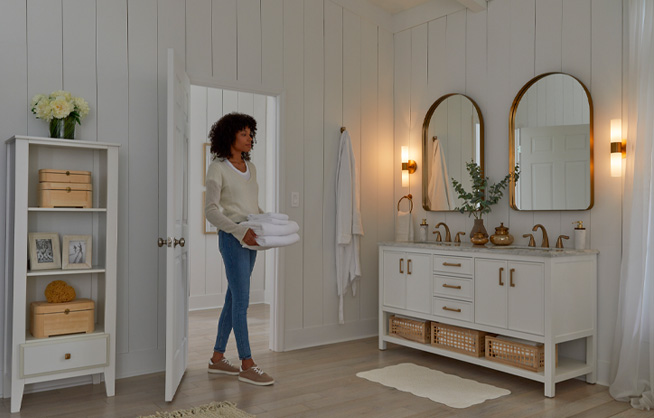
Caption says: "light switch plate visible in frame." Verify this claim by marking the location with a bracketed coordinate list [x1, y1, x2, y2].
[291, 192, 300, 207]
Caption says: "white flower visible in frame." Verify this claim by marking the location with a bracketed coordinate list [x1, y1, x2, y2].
[30, 90, 90, 123]
[34, 100, 53, 121]
[51, 97, 74, 119]
[73, 97, 90, 118]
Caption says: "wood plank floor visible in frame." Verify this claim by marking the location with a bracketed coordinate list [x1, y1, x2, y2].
[2, 304, 651, 417]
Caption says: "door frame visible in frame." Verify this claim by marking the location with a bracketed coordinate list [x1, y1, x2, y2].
[188, 76, 285, 353]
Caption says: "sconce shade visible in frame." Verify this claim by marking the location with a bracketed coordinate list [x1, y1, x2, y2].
[400, 146, 417, 186]
[610, 119, 623, 178]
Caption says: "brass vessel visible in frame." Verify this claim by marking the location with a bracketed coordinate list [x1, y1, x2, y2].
[490, 223, 514, 246]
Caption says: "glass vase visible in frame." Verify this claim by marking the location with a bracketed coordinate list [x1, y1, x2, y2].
[470, 218, 488, 239]
[49, 116, 76, 139]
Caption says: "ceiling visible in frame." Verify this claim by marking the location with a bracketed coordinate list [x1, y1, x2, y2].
[366, 0, 434, 14]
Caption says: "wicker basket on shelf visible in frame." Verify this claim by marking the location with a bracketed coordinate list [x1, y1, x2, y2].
[485, 335, 558, 372]
[389, 315, 430, 344]
[431, 322, 487, 357]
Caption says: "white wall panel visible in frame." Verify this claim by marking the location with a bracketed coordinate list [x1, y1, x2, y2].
[378, 28, 395, 244]
[237, 0, 262, 84]
[261, 0, 284, 89]
[410, 24, 428, 228]
[212, 0, 237, 81]
[186, 0, 212, 79]
[303, 0, 325, 328]
[394, 30, 411, 201]
[535, 0, 563, 73]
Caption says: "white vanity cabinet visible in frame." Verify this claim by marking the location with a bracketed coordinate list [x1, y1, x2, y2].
[3, 136, 119, 412]
[379, 242, 598, 397]
[474, 259, 544, 335]
[382, 250, 431, 314]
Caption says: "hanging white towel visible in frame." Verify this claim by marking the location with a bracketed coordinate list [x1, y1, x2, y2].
[428, 138, 456, 210]
[335, 130, 364, 324]
[395, 210, 414, 241]
[243, 233, 300, 250]
[241, 220, 300, 236]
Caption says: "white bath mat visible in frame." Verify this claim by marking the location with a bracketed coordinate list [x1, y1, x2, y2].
[356, 363, 510, 408]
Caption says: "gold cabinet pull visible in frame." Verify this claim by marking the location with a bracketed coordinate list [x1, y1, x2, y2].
[442, 283, 462, 289]
[66, 187, 72, 193]
[65, 170, 70, 176]
[442, 306, 462, 313]
[64, 353, 71, 360]
[407, 259, 412, 275]
[510, 268, 516, 287]
[399, 258, 404, 274]
[64, 309, 70, 315]
[499, 267, 504, 286]
[443, 262, 462, 267]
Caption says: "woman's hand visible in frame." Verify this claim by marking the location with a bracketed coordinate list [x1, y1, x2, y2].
[243, 228, 258, 246]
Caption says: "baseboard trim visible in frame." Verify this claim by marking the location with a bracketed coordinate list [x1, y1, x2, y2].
[284, 318, 378, 351]
[189, 291, 265, 311]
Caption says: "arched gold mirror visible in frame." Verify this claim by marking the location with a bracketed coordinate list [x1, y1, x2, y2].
[509, 73, 594, 210]
[422, 94, 484, 211]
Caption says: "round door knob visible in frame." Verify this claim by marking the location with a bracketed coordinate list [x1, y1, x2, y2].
[174, 237, 185, 248]
[158, 238, 169, 247]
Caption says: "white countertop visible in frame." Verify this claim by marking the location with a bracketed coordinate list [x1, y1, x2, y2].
[378, 241, 599, 257]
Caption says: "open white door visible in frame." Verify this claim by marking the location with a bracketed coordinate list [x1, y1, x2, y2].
[163, 48, 190, 402]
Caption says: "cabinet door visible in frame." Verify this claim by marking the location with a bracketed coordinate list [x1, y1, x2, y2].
[405, 253, 431, 314]
[475, 259, 508, 328]
[382, 251, 407, 309]
[508, 261, 544, 335]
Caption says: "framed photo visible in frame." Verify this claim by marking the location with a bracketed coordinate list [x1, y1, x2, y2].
[202, 192, 217, 234]
[203, 142, 212, 185]
[62, 235, 93, 270]
[28, 232, 61, 271]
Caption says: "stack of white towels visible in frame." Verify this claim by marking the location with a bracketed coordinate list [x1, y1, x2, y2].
[241, 213, 300, 250]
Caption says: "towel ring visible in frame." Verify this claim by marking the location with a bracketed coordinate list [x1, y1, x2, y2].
[397, 194, 413, 213]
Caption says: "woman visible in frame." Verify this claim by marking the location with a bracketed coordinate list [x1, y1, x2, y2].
[204, 112, 274, 386]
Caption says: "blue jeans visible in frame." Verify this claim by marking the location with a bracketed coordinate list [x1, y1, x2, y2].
[214, 230, 257, 360]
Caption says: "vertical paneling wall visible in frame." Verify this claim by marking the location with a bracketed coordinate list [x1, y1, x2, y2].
[395, 0, 622, 385]
[0, 0, 394, 390]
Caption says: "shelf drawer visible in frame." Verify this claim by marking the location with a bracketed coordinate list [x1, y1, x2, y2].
[434, 275, 473, 300]
[433, 297, 473, 322]
[21, 334, 108, 378]
[433, 255, 473, 276]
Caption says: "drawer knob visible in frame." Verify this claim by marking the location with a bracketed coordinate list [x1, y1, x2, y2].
[64, 309, 70, 315]
[66, 171, 70, 176]
[442, 284, 462, 290]
[64, 353, 71, 360]
[66, 187, 72, 193]
[442, 262, 461, 267]
[442, 306, 462, 313]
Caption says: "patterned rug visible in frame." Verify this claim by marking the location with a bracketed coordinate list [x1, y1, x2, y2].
[356, 363, 511, 408]
[138, 401, 254, 418]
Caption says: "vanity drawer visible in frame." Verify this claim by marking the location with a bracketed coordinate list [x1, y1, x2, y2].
[21, 334, 108, 378]
[433, 297, 473, 322]
[433, 255, 473, 276]
[434, 275, 473, 300]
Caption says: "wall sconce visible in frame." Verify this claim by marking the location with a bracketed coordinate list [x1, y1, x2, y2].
[610, 119, 625, 177]
[401, 146, 417, 187]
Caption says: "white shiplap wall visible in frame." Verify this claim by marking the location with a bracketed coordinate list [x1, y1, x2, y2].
[396, 0, 622, 386]
[0, 0, 395, 394]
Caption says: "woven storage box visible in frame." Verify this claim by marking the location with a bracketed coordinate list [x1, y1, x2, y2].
[389, 315, 430, 343]
[485, 335, 558, 372]
[431, 322, 487, 357]
[30, 298, 95, 338]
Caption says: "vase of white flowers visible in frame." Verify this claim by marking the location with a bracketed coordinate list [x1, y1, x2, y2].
[31, 90, 89, 140]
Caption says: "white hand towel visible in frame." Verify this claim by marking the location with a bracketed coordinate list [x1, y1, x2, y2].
[395, 210, 414, 241]
[248, 212, 289, 222]
[241, 220, 300, 236]
[243, 233, 300, 250]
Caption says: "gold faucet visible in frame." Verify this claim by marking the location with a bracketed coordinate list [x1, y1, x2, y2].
[454, 232, 466, 243]
[434, 222, 451, 242]
[556, 235, 570, 248]
[522, 233, 536, 247]
[532, 224, 549, 247]
[434, 231, 442, 242]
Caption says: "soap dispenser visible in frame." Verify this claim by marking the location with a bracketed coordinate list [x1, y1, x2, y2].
[419, 219, 428, 242]
[574, 221, 586, 250]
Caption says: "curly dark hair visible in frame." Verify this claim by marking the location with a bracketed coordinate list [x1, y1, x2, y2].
[208, 112, 257, 161]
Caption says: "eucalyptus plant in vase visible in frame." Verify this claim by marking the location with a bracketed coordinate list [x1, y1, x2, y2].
[451, 161, 519, 242]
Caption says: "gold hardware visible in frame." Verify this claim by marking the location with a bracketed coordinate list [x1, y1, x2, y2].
[401, 160, 417, 174]
[399, 258, 404, 274]
[434, 231, 442, 242]
[66, 187, 71, 193]
[64, 309, 70, 314]
[556, 235, 570, 248]
[435, 222, 451, 242]
[510, 268, 515, 287]
[442, 284, 462, 289]
[407, 259, 412, 275]
[397, 194, 413, 213]
[454, 232, 466, 243]
[443, 262, 461, 267]
[523, 233, 536, 247]
[173, 237, 186, 248]
[158, 237, 171, 248]
[340, 126, 346, 133]
[610, 142, 623, 154]
[443, 306, 461, 313]
[64, 353, 71, 360]
[532, 224, 549, 247]
[499, 267, 504, 286]
[65, 171, 70, 176]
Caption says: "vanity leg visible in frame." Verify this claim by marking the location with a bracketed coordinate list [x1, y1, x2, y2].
[11, 380, 24, 413]
[585, 334, 597, 384]
[379, 310, 387, 350]
[544, 341, 556, 398]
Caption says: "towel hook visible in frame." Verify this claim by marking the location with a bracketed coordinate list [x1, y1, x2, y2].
[433, 135, 438, 142]
[397, 194, 413, 213]
[340, 126, 346, 133]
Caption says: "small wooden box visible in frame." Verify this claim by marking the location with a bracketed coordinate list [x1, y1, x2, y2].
[38, 182, 93, 208]
[30, 299, 95, 338]
[38, 169, 92, 184]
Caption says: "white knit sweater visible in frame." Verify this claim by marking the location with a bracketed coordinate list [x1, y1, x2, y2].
[205, 159, 262, 243]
